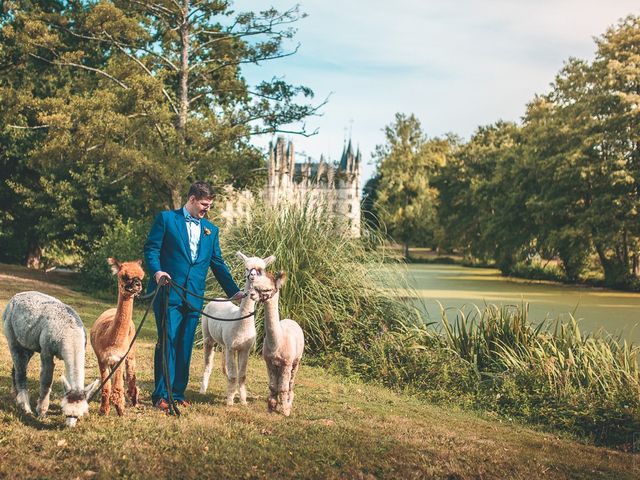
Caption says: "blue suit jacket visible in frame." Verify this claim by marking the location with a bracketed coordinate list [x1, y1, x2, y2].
[144, 209, 240, 311]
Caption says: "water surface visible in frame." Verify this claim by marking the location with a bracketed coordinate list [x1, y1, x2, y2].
[391, 264, 640, 343]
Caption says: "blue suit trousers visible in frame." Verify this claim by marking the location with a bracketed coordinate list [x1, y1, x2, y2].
[152, 300, 200, 403]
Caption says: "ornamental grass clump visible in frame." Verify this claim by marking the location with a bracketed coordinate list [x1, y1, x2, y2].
[216, 198, 421, 354]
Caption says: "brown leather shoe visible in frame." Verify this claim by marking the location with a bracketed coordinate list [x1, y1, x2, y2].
[176, 400, 191, 408]
[154, 399, 170, 413]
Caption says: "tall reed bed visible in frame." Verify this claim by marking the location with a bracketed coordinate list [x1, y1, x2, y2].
[429, 305, 640, 446]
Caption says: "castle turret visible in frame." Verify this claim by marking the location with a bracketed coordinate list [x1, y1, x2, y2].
[263, 136, 360, 237]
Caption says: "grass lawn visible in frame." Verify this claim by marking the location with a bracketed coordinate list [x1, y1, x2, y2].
[0, 263, 638, 479]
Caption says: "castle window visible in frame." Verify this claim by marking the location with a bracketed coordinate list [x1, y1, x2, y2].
[348, 204, 352, 213]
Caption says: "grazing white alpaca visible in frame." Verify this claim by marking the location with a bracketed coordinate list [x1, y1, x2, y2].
[253, 271, 304, 416]
[3, 291, 100, 427]
[200, 252, 275, 405]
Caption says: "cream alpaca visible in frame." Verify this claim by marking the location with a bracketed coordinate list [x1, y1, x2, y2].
[253, 271, 304, 416]
[199, 252, 273, 405]
[3, 291, 100, 427]
[90, 258, 144, 416]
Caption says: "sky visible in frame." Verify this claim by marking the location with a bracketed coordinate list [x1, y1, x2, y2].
[236, 0, 640, 181]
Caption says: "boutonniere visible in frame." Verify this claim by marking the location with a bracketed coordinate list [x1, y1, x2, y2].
[204, 227, 211, 236]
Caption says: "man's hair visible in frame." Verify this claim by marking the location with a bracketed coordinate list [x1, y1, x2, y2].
[187, 181, 213, 200]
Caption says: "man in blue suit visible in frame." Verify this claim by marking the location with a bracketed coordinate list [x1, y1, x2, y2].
[144, 181, 243, 411]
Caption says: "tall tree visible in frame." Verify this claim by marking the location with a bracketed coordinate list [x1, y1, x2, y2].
[373, 113, 448, 258]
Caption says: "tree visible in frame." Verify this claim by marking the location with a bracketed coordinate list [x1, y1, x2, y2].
[436, 121, 532, 271]
[1, 0, 321, 265]
[523, 15, 640, 286]
[372, 113, 448, 258]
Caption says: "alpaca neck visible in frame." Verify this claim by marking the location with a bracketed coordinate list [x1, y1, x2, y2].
[237, 293, 256, 323]
[263, 292, 282, 351]
[110, 293, 135, 344]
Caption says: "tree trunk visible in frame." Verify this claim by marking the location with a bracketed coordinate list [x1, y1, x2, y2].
[26, 242, 42, 270]
[403, 242, 410, 261]
[171, 187, 182, 210]
[178, 1, 190, 131]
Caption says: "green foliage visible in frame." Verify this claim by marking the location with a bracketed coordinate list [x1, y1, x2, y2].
[220, 201, 639, 446]
[433, 304, 640, 446]
[372, 114, 453, 255]
[0, 1, 319, 266]
[509, 261, 567, 283]
[366, 17, 640, 289]
[79, 218, 150, 294]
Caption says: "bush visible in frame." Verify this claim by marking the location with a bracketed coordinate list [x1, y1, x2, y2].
[80, 218, 151, 294]
[509, 261, 566, 282]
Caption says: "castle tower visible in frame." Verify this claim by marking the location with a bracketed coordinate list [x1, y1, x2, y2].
[263, 136, 361, 237]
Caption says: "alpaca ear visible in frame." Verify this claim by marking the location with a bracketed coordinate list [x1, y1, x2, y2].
[134, 259, 143, 266]
[107, 257, 121, 275]
[61, 376, 72, 393]
[275, 271, 287, 289]
[236, 251, 248, 262]
[85, 379, 100, 400]
[264, 255, 276, 267]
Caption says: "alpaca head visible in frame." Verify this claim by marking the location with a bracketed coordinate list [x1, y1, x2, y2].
[252, 271, 286, 302]
[236, 251, 276, 285]
[60, 377, 100, 427]
[108, 258, 145, 298]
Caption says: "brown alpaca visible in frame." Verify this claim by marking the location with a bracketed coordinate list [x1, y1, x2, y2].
[90, 258, 144, 416]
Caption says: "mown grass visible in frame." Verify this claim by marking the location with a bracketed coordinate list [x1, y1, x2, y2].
[1, 264, 639, 479]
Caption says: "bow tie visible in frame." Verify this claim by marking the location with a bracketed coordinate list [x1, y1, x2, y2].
[185, 213, 200, 226]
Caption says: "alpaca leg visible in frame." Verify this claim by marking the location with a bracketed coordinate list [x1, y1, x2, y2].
[8, 343, 33, 413]
[278, 365, 294, 416]
[111, 364, 126, 416]
[36, 354, 55, 417]
[99, 364, 112, 416]
[125, 351, 139, 407]
[287, 361, 300, 411]
[200, 337, 215, 394]
[266, 363, 279, 413]
[10, 347, 34, 414]
[237, 349, 250, 406]
[225, 348, 238, 406]
[221, 348, 227, 376]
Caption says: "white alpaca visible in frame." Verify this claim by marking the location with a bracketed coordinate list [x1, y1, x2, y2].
[199, 252, 275, 405]
[253, 271, 304, 416]
[3, 291, 100, 427]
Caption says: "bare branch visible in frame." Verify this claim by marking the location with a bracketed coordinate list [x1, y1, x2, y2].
[51, 24, 179, 72]
[29, 53, 130, 90]
[8, 124, 50, 129]
[249, 127, 319, 137]
[191, 44, 300, 73]
[130, 1, 175, 20]
[110, 171, 135, 184]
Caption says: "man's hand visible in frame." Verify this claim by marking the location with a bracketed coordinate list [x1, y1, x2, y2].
[154, 271, 171, 285]
[230, 290, 245, 305]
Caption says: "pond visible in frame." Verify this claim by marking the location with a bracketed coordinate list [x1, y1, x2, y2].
[391, 264, 640, 343]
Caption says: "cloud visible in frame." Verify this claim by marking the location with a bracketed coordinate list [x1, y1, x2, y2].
[235, 0, 640, 180]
